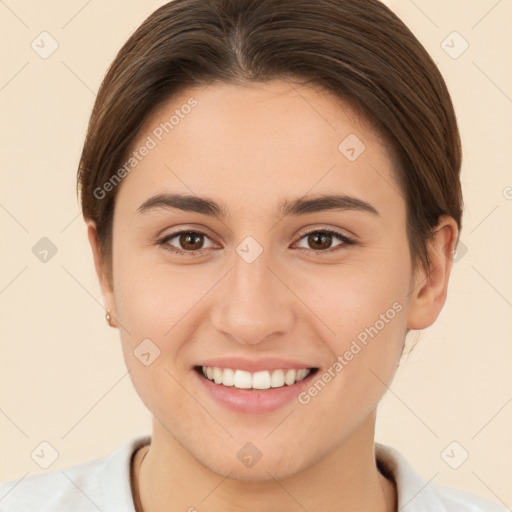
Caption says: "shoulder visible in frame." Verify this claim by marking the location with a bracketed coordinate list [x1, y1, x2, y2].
[0, 435, 151, 512]
[375, 443, 508, 512]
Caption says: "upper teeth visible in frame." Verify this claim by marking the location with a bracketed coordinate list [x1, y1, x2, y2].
[201, 366, 311, 390]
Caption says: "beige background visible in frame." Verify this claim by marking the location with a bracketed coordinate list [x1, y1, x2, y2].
[1, 0, 511, 507]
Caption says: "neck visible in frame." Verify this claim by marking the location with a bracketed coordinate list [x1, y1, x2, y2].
[135, 412, 396, 512]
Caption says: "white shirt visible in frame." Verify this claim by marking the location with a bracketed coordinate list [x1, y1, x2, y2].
[0, 435, 506, 511]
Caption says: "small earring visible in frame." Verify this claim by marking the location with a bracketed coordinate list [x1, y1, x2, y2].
[105, 309, 112, 326]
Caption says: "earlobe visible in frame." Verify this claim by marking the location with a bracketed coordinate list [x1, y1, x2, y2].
[407, 216, 458, 330]
[86, 220, 118, 328]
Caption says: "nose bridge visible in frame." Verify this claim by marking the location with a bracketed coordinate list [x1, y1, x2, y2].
[211, 243, 293, 345]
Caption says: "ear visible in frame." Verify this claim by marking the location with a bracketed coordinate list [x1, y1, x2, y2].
[86, 220, 118, 328]
[407, 216, 459, 330]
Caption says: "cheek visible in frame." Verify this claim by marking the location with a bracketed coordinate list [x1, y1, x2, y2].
[114, 253, 215, 339]
[293, 249, 410, 347]
[112, 254, 222, 404]
[295, 260, 410, 434]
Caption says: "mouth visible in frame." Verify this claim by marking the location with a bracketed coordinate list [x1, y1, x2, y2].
[194, 365, 320, 390]
[192, 357, 321, 413]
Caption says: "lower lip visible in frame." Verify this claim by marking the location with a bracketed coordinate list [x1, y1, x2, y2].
[193, 368, 318, 414]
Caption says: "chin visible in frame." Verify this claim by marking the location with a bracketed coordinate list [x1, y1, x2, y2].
[190, 437, 319, 483]
[204, 456, 306, 483]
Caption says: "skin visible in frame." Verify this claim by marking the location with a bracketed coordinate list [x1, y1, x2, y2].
[88, 80, 457, 512]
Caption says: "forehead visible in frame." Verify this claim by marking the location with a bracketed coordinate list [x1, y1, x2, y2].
[114, 80, 403, 218]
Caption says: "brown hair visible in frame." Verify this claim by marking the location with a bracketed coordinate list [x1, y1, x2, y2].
[77, 0, 462, 279]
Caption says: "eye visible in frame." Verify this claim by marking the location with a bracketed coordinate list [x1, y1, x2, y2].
[293, 229, 354, 254]
[158, 227, 355, 257]
[158, 230, 216, 255]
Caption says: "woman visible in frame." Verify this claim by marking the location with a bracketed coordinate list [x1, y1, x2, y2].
[0, 0, 506, 510]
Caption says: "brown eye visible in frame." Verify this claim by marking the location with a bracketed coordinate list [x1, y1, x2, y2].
[307, 232, 335, 250]
[160, 230, 216, 255]
[178, 232, 205, 251]
[295, 229, 354, 253]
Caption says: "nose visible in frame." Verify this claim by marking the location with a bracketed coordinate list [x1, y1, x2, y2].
[210, 246, 295, 345]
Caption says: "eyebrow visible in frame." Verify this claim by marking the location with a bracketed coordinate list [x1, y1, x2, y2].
[136, 193, 379, 218]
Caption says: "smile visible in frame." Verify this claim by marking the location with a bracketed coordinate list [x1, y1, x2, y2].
[193, 358, 321, 413]
[198, 366, 316, 390]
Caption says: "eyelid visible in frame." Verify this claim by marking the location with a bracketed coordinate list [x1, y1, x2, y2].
[156, 223, 217, 240]
[294, 224, 356, 242]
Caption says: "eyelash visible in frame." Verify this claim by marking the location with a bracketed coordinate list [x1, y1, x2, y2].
[157, 228, 355, 257]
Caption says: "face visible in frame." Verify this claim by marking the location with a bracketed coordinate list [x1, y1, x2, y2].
[93, 80, 433, 480]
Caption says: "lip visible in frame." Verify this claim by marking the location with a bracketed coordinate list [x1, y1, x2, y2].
[192, 363, 319, 414]
[194, 356, 316, 373]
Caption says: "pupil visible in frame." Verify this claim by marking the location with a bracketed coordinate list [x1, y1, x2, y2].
[309, 232, 332, 250]
[181, 232, 202, 250]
